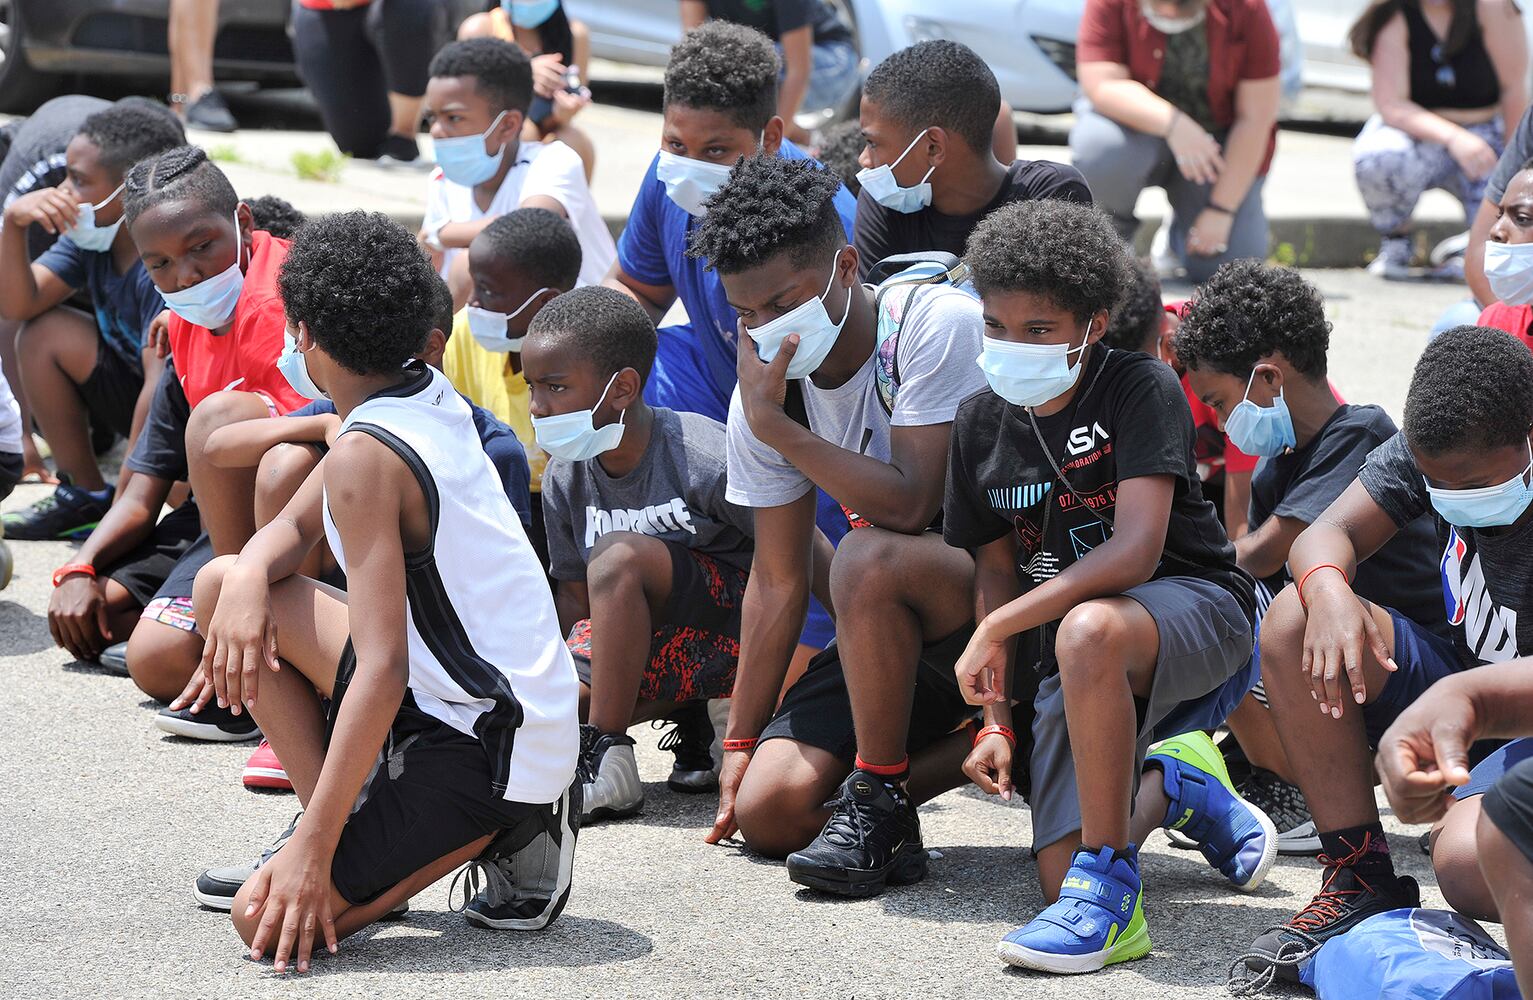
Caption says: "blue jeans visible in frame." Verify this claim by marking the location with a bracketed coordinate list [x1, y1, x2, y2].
[784, 39, 861, 114]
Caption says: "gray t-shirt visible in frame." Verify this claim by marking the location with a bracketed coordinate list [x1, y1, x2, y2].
[1358, 431, 1533, 667]
[1488, 104, 1533, 205]
[542, 407, 755, 580]
[726, 282, 987, 510]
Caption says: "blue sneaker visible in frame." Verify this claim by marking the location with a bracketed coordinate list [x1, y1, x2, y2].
[1148, 732, 1277, 891]
[997, 845, 1151, 974]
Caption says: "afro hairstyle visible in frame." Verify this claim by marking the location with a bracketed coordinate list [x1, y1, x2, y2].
[816, 119, 866, 197]
[863, 40, 1000, 154]
[123, 145, 238, 227]
[1404, 325, 1533, 457]
[277, 211, 439, 376]
[246, 195, 307, 240]
[428, 38, 534, 114]
[687, 154, 845, 275]
[470, 207, 583, 290]
[527, 285, 658, 384]
[78, 104, 186, 177]
[1103, 257, 1164, 354]
[964, 200, 1130, 323]
[663, 21, 780, 132]
[1174, 259, 1331, 378]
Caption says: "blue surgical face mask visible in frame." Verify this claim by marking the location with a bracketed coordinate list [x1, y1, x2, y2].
[160, 211, 246, 329]
[466, 287, 552, 353]
[978, 322, 1092, 408]
[655, 150, 742, 216]
[434, 110, 509, 188]
[505, 0, 560, 27]
[277, 329, 326, 401]
[744, 251, 852, 380]
[66, 182, 125, 252]
[532, 372, 627, 461]
[1426, 441, 1533, 529]
[855, 129, 936, 214]
[1483, 239, 1533, 306]
[1222, 368, 1296, 457]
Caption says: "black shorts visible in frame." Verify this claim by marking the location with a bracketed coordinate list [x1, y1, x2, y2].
[0, 450, 21, 503]
[101, 501, 201, 609]
[325, 640, 540, 906]
[1484, 746, 1533, 868]
[566, 543, 748, 703]
[81, 341, 143, 441]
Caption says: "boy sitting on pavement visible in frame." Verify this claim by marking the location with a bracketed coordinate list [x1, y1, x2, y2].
[1242, 325, 1533, 979]
[948, 200, 1270, 974]
[523, 285, 756, 821]
[176, 211, 579, 966]
[0, 104, 185, 540]
[1173, 260, 1450, 855]
[687, 153, 989, 889]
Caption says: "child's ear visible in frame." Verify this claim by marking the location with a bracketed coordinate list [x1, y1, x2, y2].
[761, 116, 785, 156]
[836, 244, 860, 287]
[925, 127, 949, 170]
[1258, 360, 1285, 394]
[494, 108, 524, 149]
[615, 367, 643, 409]
[1086, 309, 1111, 342]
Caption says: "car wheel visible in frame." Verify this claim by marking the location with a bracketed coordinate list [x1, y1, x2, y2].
[0, 2, 60, 114]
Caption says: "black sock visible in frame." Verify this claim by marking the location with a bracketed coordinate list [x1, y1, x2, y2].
[1318, 822, 1395, 877]
[1080, 843, 1138, 866]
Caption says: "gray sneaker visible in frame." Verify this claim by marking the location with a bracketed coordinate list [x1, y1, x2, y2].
[1366, 235, 1414, 280]
[578, 724, 643, 823]
[194, 812, 300, 911]
[453, 778, 581, 931]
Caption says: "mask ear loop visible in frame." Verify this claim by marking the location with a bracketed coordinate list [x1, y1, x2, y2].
[482, 109, 509, 157]
[90, 182, 126, 212]
[505, 287, 554, 322]
[592, 370, 630, 434]
[821, 248, 854, 332]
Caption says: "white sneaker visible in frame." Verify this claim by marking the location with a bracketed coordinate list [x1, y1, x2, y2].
[578, 724, 643, 822]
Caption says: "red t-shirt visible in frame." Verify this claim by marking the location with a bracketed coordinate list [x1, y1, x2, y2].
[167, 230, 306, 412]
[1479, 302, 1533, 352]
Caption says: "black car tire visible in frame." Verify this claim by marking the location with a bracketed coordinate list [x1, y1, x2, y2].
[0, 2, 61, 115]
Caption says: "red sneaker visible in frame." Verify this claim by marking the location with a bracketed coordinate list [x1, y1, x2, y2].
[242, 739, 292, 791]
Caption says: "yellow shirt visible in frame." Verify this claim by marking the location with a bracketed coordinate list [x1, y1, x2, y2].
[444, 310, 546, 492]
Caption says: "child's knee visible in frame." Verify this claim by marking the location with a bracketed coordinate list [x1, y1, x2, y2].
[828, 527, 897, 598]
[256, 443, 320, 510]
[587, 532, 667, 595]
[230, 881, 258, 948]
[1055, 601, 1131, 676]
[185, 390, 268, 455]
[735, 770, 825, 858]
[127, 622, 203, 702]
[1435, 801, 1499, 920]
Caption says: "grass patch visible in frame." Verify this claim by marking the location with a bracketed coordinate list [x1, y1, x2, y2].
[206, 144, 241, 164]
[291, 148, 349, 183]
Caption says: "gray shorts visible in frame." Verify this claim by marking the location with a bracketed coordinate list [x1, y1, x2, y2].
[1027, 576, 1256, 853]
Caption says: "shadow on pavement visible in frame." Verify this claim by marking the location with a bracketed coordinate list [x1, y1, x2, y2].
[0, 600, 58, 655]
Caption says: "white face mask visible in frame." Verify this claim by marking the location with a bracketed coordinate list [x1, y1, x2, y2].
[159, 211, 246, 329]
[1484, 240, 1533, 306]
[744, 251, 853, 380]
[855, 129, 937, 214]
[531, 371, 627, 461]
[66, 182, 126, 252]
[655, 151, 736, 217]
[465, 287, 552, 353]
[977, 322, 1093, 408]
[1141, 0, 1206, 33]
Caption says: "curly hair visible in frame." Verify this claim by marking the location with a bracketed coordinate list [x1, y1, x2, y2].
[1174, 260, 1330, 378]
[816, 119, 865, 197]
[245, 195, 306, 240]
[964, 200, 1130, 323]
[78, 105, 185, 176]
[863, 40, 1000, 154]
[471, 207, 582, 290]
[1404, 325, 1533, 456]
[1102, 257, 1163, 353]
[664, 21, 780, 132]
[277, 211, 438, 376]
[428, 38, 533, 113]
[431, 273, 454, 338]
[687, 154, 844, 275]
[122, 145, 238, 227]
[528, 286, 658, 384]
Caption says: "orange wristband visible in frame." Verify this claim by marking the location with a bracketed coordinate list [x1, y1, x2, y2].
[1297, 563, 1349, 610]
[974, 724, 1017, 749]
[52, 563, 95, 587]
[722, 738, 758, 753]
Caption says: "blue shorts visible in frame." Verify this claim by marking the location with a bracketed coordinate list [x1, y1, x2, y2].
[1360, 609, 1462, 746]
[1455, 737, 1533, 800]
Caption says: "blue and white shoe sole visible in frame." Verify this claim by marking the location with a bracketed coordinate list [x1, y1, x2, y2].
[996, 926, 1151, 975]
[1226, 790, 1279, 893]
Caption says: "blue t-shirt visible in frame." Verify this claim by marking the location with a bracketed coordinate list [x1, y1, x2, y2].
[290, 396, 533, 529]
[35, 235, 161, 371]
[617, 140, 857, 398]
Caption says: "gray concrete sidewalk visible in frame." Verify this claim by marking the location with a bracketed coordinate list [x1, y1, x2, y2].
[195, 100, 1466, 270]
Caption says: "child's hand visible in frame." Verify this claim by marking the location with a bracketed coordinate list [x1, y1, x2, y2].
[706, 749, 751, 844]
[1300, 579, 1396, 719]
[735, 327, 793, 435]
[200, 569, 280, 715]
[1376, 683, 1476, 824]
[47, 575, 111, 661]
[4, 187, 79, 235]
[243, 836, 339, 973]
[963, 732, 1014, 801]
[145, 310, 172, 359]
[168, 658, 216, 715]
[954, 624, 1008, 705]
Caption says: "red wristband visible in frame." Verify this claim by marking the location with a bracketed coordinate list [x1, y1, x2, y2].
[722, 738, 758, 753]
[1297, 563, 1349, 610]
[52, 563, 96, 587]
[974, 724, 1016, 749]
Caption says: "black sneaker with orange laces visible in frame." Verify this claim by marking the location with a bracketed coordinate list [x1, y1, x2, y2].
[1243, 832, 1420, 982]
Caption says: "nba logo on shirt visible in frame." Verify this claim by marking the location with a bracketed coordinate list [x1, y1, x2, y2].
[1442, 531, 1468, 625]
[1441, 528, 1520, 661]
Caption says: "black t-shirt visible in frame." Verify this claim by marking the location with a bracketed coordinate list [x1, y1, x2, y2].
[944, 348, 1255, 669]
[855, 159, 1093, 280]
[1248, 404, 1448, 638]
[125, 360, 192, 483]
[1360, 432, 1533, 667]
[704, 0, 852, 44]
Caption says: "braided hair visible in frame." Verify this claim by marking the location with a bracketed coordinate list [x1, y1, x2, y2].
[123, 145, 238, 228]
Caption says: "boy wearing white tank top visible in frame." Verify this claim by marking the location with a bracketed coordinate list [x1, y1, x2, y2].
[172, 211, 579, 972]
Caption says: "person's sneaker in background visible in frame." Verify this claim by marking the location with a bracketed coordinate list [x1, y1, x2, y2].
[242, 739, 292, 791]
[787, 768, 927, 897]
[2, 477, 111, 540]
[1239, 767, 1320, 855]
[1430, 229, 1470, 267]
[1366, 235, 1414, 280]
[655, 701, 717, 793]
[997, 844, 1151, 974]
[154, 702, 260, 742]
[182, 91, 237, 132]
[97, 641, 129, 677]
[579, 724, 642, 822]
[194, 812, 301, 910]
[1147, 731, 1277, 891]
[457, 778, 580, 930]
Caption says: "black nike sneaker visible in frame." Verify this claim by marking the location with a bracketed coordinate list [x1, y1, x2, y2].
[1239, 768, 1320, 855]
[654, 701, 717, 793]
[786, 768, 927, 898]
[2, 477, 111, 540]
[1245, 833, 1420, 982]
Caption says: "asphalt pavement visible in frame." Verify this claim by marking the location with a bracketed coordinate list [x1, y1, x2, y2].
[0, 271, 1491, 998]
